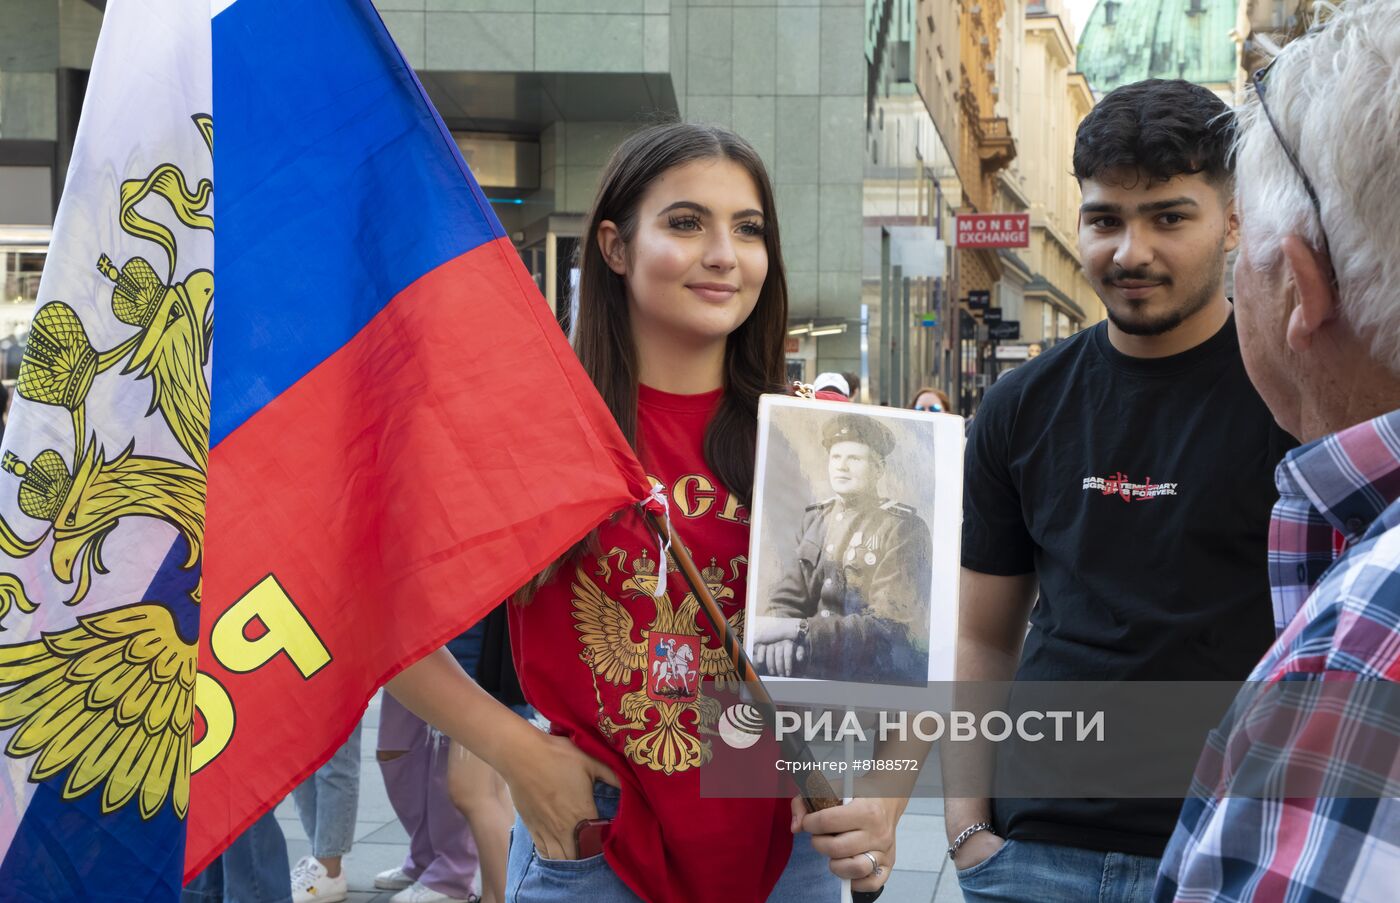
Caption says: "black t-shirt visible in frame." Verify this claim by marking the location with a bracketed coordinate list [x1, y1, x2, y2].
[961, 314, 1295, 857]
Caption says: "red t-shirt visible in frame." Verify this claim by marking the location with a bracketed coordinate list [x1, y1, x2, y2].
[509, 384, 793, 902]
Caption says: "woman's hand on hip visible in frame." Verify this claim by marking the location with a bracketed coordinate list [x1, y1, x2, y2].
[500, 730, 619, 861]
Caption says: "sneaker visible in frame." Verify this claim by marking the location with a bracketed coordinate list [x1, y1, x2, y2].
[374, 866, 415, 891]
[389, 881, 478, 903]
[290, 856, 348, 903]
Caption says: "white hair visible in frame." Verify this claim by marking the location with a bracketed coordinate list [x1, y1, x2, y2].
[1233, 0, 1400, 373]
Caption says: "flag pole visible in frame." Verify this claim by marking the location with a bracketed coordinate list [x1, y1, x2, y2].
[640, 505, 842, 813]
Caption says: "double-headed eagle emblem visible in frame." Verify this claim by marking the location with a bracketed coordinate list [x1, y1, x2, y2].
[572, 549, 746, 775]
[0, 116, 213, 820]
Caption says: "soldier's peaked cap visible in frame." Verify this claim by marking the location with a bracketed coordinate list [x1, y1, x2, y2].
[821, 412, 895, 457]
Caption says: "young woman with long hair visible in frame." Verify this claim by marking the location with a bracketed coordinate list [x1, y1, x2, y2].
[387, 122, 904, 902]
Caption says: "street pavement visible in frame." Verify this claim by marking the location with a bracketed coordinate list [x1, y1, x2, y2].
[277, 691, 965, 903]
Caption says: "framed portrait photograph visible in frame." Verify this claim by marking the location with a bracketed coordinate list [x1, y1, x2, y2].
[743, 395, 963, 689]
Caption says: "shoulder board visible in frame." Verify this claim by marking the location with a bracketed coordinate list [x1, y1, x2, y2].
[879, 500, 917, 516]
[806, 497, 838, 512]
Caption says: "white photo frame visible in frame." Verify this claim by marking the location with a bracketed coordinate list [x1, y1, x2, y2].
[743, 395, 963, 693]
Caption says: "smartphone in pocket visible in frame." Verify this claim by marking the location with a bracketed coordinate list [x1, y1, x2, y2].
[573, 818, 612, 859]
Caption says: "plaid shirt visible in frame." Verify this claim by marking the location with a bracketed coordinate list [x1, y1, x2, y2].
[1155, 409, 1400, 902]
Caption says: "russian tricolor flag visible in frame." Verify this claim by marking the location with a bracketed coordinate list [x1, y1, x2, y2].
[0, 0, 649, 898]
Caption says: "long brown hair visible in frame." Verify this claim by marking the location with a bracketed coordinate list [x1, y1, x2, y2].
[573, 121, 789, 504]
[516, 123, 788, 602]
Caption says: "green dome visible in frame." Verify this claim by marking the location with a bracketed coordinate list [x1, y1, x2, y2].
[1077, 0, 1237, 94]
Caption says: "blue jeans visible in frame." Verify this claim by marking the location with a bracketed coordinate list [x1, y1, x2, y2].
[182, 809, 292, 903]
[292, 722, 363, 858]
[957, 838, 1160, 903]
[505, 783, 840, 902]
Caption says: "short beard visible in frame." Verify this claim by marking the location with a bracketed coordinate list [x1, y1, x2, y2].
[1105, 292, 1211, 336]
[1100, 244, 1224, 337]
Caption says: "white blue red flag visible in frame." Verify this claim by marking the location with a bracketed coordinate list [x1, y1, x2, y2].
[0, 0, 650, 898]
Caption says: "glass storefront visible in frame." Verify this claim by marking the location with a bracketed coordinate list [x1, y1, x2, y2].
[862, 0, 961, 407]
[0, 235, 48, 383]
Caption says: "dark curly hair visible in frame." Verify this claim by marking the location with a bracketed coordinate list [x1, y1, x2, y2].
[1073, 79, 1235, 189]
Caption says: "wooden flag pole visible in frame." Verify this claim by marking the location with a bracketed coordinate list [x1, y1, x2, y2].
[641, 505, 842, 813]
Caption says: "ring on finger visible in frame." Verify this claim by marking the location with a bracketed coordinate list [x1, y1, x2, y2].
[861, 851, 881, 878]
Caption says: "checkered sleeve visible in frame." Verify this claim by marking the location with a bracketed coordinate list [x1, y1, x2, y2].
[1156, 663, 1400, 900]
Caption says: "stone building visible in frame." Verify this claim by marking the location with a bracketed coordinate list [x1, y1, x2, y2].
[1018, 1, 1102, 347]
[954, 0, 1022, 407]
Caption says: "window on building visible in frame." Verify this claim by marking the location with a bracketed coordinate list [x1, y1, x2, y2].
[1104, 0, 1119, 26]
[1, 249, 45, 378]
[2, 250, 45, 305]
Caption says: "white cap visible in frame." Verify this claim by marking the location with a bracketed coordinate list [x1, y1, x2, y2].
[812, 372, 850, 396]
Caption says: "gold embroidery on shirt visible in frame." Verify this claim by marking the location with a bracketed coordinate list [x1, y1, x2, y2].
[572, 550, 745, 774]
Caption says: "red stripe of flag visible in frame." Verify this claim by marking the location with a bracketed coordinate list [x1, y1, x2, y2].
[188, 237, 647, 876]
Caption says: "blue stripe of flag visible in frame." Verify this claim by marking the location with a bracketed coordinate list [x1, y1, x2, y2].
[0, 537, 200, 901]
[211, 0, 505, 447]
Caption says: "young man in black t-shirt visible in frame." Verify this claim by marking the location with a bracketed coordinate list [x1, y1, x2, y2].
[946, 80, 1296, 902]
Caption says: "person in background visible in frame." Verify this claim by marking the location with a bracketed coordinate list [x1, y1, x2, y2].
[376, 692, 479, 903]
[910, 386, 951, 413]
[842, 371, 862, 403]
[183, 810, 292, 903]
[445, 606, 533, 903]
[1156, 3, 1400, 898]
[288, 722, 363, 903]
[812, 371, 851, 400]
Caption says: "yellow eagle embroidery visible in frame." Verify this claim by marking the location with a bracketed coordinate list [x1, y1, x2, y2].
[0, 115, 212, 823]
[0, 442, 205, 610]
[0, 603, 197, 818]
[95, 253, 214, 471]
[572, 551, 745, 775]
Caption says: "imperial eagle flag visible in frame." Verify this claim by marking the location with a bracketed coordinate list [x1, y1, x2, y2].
[0, 0, 651, 897]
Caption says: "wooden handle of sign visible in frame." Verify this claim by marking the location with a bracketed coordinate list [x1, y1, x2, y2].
[641, 507, 842, 813]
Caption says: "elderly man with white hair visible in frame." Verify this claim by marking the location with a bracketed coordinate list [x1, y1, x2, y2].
[1154, 2, 1400, 900]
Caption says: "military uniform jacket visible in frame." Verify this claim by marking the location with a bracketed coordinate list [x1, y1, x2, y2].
[767, 495, 932, 683]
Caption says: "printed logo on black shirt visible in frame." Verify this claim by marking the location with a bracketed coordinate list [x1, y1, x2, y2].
[1081, 471, 1179, 503]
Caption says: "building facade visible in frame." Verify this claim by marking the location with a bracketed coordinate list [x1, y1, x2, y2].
[860, 0, 963, 406]
[1019, 2, 1101, 347]
[0, 0, 102, 367]
[954, 0, 1022, 409]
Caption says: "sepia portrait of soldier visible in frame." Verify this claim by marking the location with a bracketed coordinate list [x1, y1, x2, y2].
[753, 411, 932, 684]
